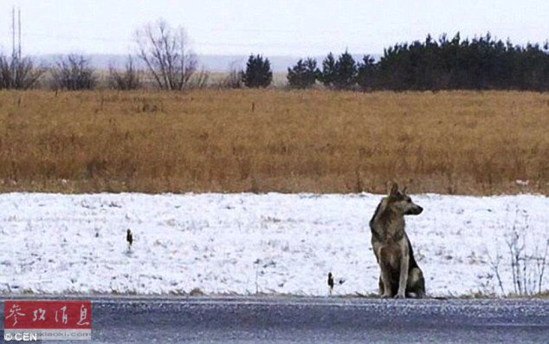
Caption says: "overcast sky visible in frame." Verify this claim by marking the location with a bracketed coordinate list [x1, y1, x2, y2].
[0, 0, 548, 56]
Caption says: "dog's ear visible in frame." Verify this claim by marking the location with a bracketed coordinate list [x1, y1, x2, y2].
[389, 183, 399, 197]
[402, 186, 408, 195]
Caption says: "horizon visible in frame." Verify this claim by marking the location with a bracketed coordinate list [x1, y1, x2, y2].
[28, 52, 382, 72]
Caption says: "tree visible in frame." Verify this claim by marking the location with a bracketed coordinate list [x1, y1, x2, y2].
[333, 50, 357, 90]
[222, 61, 244, 88]
[51, 54, 96, 90]
[242, 54, 272, 88]
[0, 53, 44, 90]
[135, 19, 197, 90]
[287, 58, 318, 89]
[319, 53, 337, 88]
[108, 55, 142, 90]
[374, 33, 549, 91]
[356, 55, 377, 90]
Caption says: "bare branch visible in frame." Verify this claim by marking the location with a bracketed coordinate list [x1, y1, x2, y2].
[0, 53, 44, 90]
[135, 19, 198, 90]
[108, 55, 142, 90]
[51, 54, 96, 90]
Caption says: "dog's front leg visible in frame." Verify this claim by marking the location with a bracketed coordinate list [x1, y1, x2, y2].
[380, 268, 392, 298]
[377, 247, 393, 298]
[395, 247, 409, 299]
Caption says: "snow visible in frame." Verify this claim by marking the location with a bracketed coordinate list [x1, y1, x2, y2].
[0, 193, 547, 297]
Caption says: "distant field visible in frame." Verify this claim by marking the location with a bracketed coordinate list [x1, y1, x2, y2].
[0, 90, 547, 195]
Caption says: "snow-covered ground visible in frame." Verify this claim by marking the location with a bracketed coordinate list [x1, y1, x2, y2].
[0, 193, 547, 297]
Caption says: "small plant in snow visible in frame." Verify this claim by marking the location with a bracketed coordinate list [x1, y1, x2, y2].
[486, 207, 549, 296]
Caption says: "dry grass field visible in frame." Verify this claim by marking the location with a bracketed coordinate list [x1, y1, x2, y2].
[0, 90, 547, 195]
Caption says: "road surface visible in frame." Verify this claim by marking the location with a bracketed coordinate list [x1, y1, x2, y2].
[1, 297, 548, 343]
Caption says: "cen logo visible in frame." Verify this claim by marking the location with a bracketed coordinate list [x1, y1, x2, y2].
[4, 300, 92, 341]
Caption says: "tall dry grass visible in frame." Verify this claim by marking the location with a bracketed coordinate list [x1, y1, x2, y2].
[0, 90, 547, 195]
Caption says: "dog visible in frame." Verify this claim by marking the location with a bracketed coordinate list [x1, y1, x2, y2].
[369, 183, 425, 298]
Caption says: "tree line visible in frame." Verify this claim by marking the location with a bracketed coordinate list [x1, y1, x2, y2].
[1, 23, 548, 91]
[0, 20, 206, 91]
[284, 33, 549, 91]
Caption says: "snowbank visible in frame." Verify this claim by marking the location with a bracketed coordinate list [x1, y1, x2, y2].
[0, 193, 547, 296]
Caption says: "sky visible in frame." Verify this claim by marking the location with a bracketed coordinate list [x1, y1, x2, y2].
[0, 0, 548, 57]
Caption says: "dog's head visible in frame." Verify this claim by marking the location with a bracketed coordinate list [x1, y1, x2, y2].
[386, 183, 423, 216]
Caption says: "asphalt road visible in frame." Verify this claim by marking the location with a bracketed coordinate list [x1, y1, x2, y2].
[1, 297, 548, 343]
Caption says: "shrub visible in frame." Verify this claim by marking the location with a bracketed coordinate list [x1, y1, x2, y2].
[220, 61, 244, 88]
[51, 54, 96, 90]
[108, 56, 142, 90]
[0, 53, 44, 90]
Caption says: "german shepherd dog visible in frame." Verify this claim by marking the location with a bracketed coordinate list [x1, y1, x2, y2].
[369, 183, 425, 298]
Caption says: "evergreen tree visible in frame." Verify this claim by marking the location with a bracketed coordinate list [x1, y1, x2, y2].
[287, 58, 318, 89]
[356, 55, 377, 90]
[320, 53, 337, 88]
[242, 54, 273, 88]
[374, 33, 549, 91]
[333, 50, 357, 89]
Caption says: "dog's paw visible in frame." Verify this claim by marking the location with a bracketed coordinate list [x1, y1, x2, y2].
[381, 293, 391, 299]
[394, 293, 406, 299]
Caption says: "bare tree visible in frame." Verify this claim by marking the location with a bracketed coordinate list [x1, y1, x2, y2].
[0, 53, 44, 89]
[51, 54, 96, 90]
[187, 68, 210, 89]
[135, 19, 198, 90]
[221, 61, 244, 88]
[108, 55, 142, 90]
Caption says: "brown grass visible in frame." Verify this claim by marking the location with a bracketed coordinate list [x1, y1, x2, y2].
[0, 90, 547, 195]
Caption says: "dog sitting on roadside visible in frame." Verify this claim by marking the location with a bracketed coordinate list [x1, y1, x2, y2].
[369, 183, 425, 298]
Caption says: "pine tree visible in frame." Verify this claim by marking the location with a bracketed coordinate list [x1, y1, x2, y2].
[356, 55, 377, 90]
[242, 54, 273, 88]
[287, 58, 318, 89]
[333, 50, 357, 90]
[320, 53, 337, 88]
